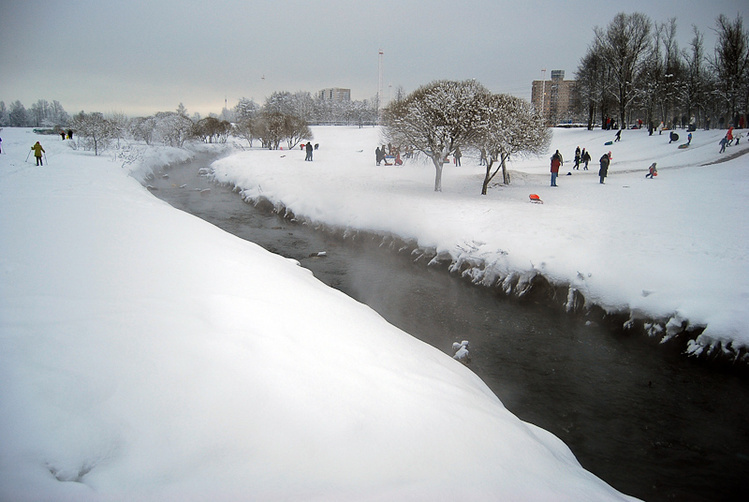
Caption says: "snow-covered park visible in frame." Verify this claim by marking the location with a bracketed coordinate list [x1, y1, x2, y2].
[211, 125, 749, 360]
[0, 123, 746, 500]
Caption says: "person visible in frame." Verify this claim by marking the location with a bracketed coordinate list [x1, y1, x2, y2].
[0, 135, 3, 154]
[658, 121, 664, 135]
[581, 148, 591, 170]
[479, 148, 487, 166]
[598, 152, 610, 184]
[669, 131, 678, 144]
[550, 149, 563, 187]
[305, 141, 313, 161]
[454, 147, 462, 166]
[31, 141, 45, 166]
[719, 136, 728, 153]
[67, 129, 73, 140]
[375, 146, 382, 165]
[645, 162, 657, 179]
[687, 132, 692, 145]
[614, 129, 622, 142]
[394, 150, 403, 166]
[60, 130, 66, 141]
[726, 126, 734, 145]
[573, 146, 581, 170]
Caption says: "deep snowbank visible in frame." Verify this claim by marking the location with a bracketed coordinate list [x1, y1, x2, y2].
[210, 126, 749, 364]
[0, 129, 638, 500]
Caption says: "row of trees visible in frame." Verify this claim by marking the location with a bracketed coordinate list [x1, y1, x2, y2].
[0, 99, 70, 128]
[575, 13, 749, 130]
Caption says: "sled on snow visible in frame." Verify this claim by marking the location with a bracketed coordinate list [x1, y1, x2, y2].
[678, 143, 690, 149]
[529, 194, 543, 204]
[604, 140, 613, 145]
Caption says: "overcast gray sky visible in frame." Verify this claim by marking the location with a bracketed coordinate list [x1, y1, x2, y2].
[2, 0, 747, 117]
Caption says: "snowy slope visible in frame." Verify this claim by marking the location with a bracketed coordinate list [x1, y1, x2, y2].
[211, 125, 749, 359]
[0, 128, 639, 501]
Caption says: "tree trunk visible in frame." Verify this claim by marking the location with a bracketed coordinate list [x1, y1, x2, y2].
[501, 155, 510, 185]
[481, 160, 495, 195]
[432, 155, 444, 192]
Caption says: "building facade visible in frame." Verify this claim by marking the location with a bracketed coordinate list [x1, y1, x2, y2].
[318, 88, 351, 103]
[531, 70, 578, 126]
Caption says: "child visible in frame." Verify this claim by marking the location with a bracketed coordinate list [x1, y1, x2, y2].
[645, 162, 657, 179]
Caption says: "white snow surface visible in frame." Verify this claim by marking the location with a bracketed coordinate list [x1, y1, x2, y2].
[211, 126, 749, 355]
[0, 129, 645, 501]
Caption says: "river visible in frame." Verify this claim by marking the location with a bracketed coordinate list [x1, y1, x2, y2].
[145, 153, 749, 502]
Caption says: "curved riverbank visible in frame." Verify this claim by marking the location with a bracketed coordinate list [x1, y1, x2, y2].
[231, 191, 749, 373]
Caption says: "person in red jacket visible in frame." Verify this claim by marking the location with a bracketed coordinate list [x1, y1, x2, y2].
[550, 150, 563, 186]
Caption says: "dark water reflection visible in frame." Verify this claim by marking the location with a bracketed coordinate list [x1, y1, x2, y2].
[147, 155, 749, 502]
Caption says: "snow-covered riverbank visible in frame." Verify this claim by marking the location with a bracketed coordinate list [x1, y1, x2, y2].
[0, 128, 642, 500]
[210, 125, 749, 364]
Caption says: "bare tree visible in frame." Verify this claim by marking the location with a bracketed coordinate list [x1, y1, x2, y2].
[383, 79, 491, 192]
[710, 14, 749, 127]
[595, 12, 652, 128]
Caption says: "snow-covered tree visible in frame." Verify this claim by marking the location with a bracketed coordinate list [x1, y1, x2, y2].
[129, 116, 156, 145]
[9, 101, 29, 127]
[383, 79, 491, 192]
[70, 111, 112, 155]
[153, 111, 193, 147]
[475, 94, 550, 194]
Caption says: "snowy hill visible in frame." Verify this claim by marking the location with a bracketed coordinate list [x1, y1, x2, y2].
[0, 129, 644, 501]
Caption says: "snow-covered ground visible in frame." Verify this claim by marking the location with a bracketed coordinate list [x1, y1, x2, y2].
[0, 128, 643, 501]
[211, 125, 749, 359]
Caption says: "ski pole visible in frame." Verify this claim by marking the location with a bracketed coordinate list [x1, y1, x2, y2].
[25, 149, 31, 162]
[44, 152, 48, 165]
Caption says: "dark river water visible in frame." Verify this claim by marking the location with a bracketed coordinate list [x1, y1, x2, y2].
[146, 154, 749, 502]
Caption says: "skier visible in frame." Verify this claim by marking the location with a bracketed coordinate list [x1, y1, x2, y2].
[550, 149, 563, 187]
[31, 141, 45, 166]
[598, 152, 610, 184]
[645, 162, 657, 179]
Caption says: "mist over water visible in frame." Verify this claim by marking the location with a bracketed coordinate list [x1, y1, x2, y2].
[148, 155, 749, 502]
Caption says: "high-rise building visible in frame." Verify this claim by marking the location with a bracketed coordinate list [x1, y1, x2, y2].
[531, 70, 578, 126]
[318, 88, 351, 103]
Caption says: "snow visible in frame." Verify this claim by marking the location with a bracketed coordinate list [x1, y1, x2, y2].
[211, 125, 749, 356]
[0, 128, 645, 501]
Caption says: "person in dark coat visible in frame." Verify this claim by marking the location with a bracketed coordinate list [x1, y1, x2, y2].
[550, 150, 563, 187]
[614, 129, 622, 142]
[598, 152, 610, 184]
[573, 146, 581, 170]
[581, 149, 591, 170]
[305, 141, 313, 161]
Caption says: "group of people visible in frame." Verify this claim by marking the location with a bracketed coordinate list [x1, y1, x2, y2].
[375, 144, 404, 166]
[718, 126, 744, 153]
[550, 147, 612, 185]
[572, 146, 592, 170]
[59, 129, 74, 141]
